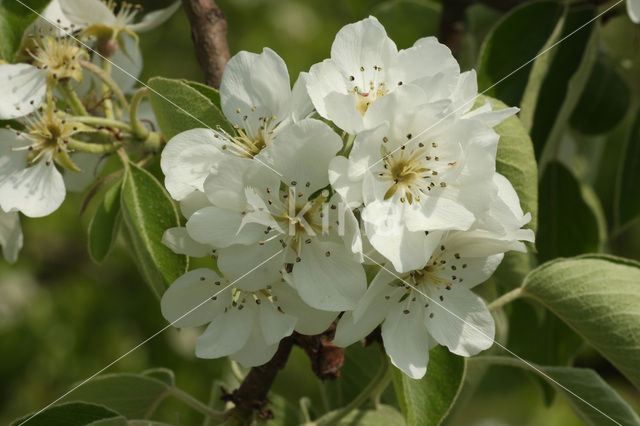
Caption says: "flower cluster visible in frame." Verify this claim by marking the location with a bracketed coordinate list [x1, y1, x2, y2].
[0, 0, 179, 263]
[160, 17, 534, 378]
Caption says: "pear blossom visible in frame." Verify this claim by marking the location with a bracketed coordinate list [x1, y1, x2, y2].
[0, 108, 87, 217]
[161, 258, 337, 367]
[0, 210, 22, 264]
[629, 0, 640, 23]
[161, 47, 312, 201]
[333, 175, 534, 378]
[0, 36, 87, 119]
[306, 16, 461, 134]
[177, 119, 367, 311]
[329, 86, 516, 272]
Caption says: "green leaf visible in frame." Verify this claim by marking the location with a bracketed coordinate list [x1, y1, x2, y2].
[182, 80, 222, 109]
[477, 1, 564, 107]
[11, 401, 122, 426]
[88, 179, 122, 264]
[141, 368, 175, 387]
[569, 61, 630, 135]
[479, 356, 640, 426]
[537, 162, 600, 263]
[391, 346, 465, 426]
[532, 6, 598, 161]
[64, 373, 171, 419]
[615, 108, 640, 229]
[522, 254, 640, 389]
[0, 0, 51, 62]
[333, 405, 405, 426]
[147, 77, 231, 140]
[120, 163, 188, 298]
[488, 96, 538, 235]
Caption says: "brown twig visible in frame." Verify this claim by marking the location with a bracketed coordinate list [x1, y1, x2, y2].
[181, 0, 231, 88]
[438, 0, 472, 54]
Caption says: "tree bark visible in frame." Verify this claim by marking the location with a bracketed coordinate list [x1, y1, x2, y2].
[181, 0, 231, 88]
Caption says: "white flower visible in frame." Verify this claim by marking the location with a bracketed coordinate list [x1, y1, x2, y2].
[161, 262, 337, 367]
[329, 86, 514, 272]
[629, 0, 640, 23]
[0, 36, 87, 119]
[0, 209, 23, 264]
[0, 108, 87, 217]
[161, 47, 312, 201]
[333, 172, 534, 378]
[180, 119, 367, 311]
[306, 16, 461, 134]
[57, 0, 180, 40]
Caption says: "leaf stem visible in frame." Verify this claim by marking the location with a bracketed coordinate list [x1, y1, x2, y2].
[488, 287, 523, 311]
[67, 138, 121, 154]
[59, 81, 88, 116]
[167, 386, 226, 420]
[130, 87, 150, 139]
[72, 116, 132, 132]
[80, 59, 130, 114]
[316, 356, 391, 426]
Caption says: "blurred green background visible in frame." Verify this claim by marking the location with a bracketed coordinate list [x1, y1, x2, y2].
[2, 0, 639, 424]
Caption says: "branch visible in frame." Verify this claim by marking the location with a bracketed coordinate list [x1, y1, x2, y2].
[438, 0, 472, 54]
[181, 0, 231, 88]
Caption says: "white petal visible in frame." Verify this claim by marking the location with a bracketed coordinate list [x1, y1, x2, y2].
[324, 91, 367, 134]
[292, 239, 367, 311]
[381, 304, 430, 379]
[464, 98, 518, 127]
[221, 48, 291, 131]
[287, 72, 314, 122]
[0, 210, 22, 264]
[333, 268, 401, 347]
[331, 16, 397, 83]
[263, 118, 341, 195]
[179, 190, 211, 218]
[0, 160, 65, 218]
[186, 206, 262, 248]
[328, 156, 364, 208]
[59, 0, 116, 27]
[424, 285, 495, 357]
[259, 301, 297, 345]
[449, 70, 478, 116]
[629, 0, 640, 23]
[306, 58, 350, 119]
[404, 196, 475, 232]
[160, 268, 230, 328]
[271, 282, 338, 335]
[127, 1, 180, 33]
[230, 308, 280, 367]
[35, 0, 73, 34]
[162, 227, 211, 257]
[63, 152, 105, 192]
[161, 128, 227, 201]
[216, 239, 284, 292]
[196, 303, 255, 359]
[0, 65, 47, 119]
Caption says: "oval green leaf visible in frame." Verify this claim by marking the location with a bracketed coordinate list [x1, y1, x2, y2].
[522, 254, 640, 389]
[11, 401, 121, 426]
[615, 108, 640, 229]
[480, 356, 640, 426]
[63, 373, 171, 419]
[391, 346, 465, 426]
[0, 0, 51, 62]
[120, 163, 188, 298]
[147, 77, 231, 140]
[88, 179, 122, 264]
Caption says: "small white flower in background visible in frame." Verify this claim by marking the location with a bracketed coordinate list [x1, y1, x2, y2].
[306, 16, 461, 134]
[0, 108, 88, 217]
[628, 0, 640, 23]
[160, 263, 337, 367]
[333, 177, 533, 378]
[0, 35, 87, 119]
[329, 86, 516, 273]
[161, 47, 313, 201]
[0, 210, 23, 264]
[179, 119, 366, 311]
